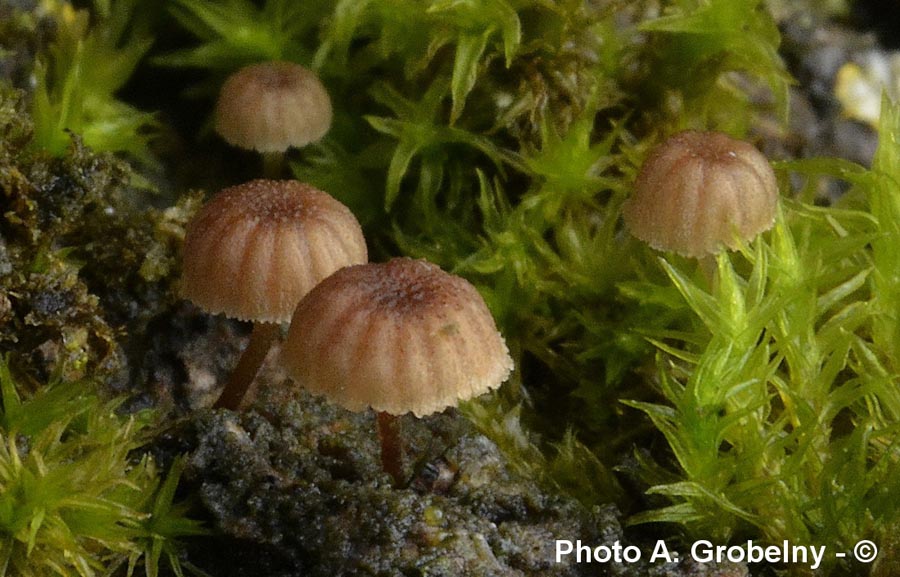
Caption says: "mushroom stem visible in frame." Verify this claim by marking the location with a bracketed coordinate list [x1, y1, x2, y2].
[698, 254, 717, 288]
[262, 152, 286, 179]
[214, 322, 281, 411]
[377, 412, 405, 487]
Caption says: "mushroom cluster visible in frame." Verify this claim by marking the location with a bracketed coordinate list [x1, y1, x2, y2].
[182, 193, 513, 482]
[182, 59, 514, 487]
[181, 179, 367, 410]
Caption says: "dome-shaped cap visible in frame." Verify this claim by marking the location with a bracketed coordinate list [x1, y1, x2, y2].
[281, 258, 514, 417]
[214, 61, 333, 153]
[623, 130, 778, 257]
[181, 179, 367, 323]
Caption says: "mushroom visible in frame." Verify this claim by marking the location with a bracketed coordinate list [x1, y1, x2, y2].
[623, 130, 778, 258]
[181, 179, 367, 410]
[280, 257, 514, 486]
[214, 61, 333, 178]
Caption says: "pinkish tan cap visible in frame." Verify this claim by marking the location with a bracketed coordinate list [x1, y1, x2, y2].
[623, 130, 778, 257]
[215, 61, 333, 152]
[281, 258, 514, 417]
[181, 179, 367, 323]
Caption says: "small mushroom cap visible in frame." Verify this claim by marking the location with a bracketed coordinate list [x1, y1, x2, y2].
[623, 130, 778, 257]
[181, 179, 367, 323]
[281, 258, 514, 417]
[214, 61, 333, 153]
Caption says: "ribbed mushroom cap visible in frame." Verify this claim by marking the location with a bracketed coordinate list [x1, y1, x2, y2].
[214, 61, 333, 153]
[623, 130, 778, 257]
[281, 258, 514, 417]
[181, 180, 367, 323]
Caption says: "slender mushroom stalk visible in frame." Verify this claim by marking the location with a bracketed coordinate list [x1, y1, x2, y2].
[281, 258, 514, 488]
[376, 412, 404, 486]
[181, 179, 367, 410]
[214, 61, 333, 178]
[623, 130, 779, 260]
[214, 323, 280, 411]
[262, 152, 286, 180]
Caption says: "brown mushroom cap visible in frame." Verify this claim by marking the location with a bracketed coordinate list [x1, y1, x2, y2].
[281, 258, 514, 417]
[623, 130, 778, 257]
[214, 61, 333, 153]
[181, 179, 367, 323]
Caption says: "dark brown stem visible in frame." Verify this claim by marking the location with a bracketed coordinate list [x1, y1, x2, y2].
[214, 323, 280, 411]
[377, 412, 404, 487]
[262, 151, 286, 179]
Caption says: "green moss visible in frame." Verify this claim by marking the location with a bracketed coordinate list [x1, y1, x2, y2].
[153, 0, 830, 550]
[637, 0, 790, 131]
[160, 0, 331, 72]
[0, 357, 206, 577]
[621, 99, 900, 574]
[28, 0, 160, 163]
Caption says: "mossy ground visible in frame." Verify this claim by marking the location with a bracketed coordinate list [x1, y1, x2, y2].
[2, 1, 900, 576]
